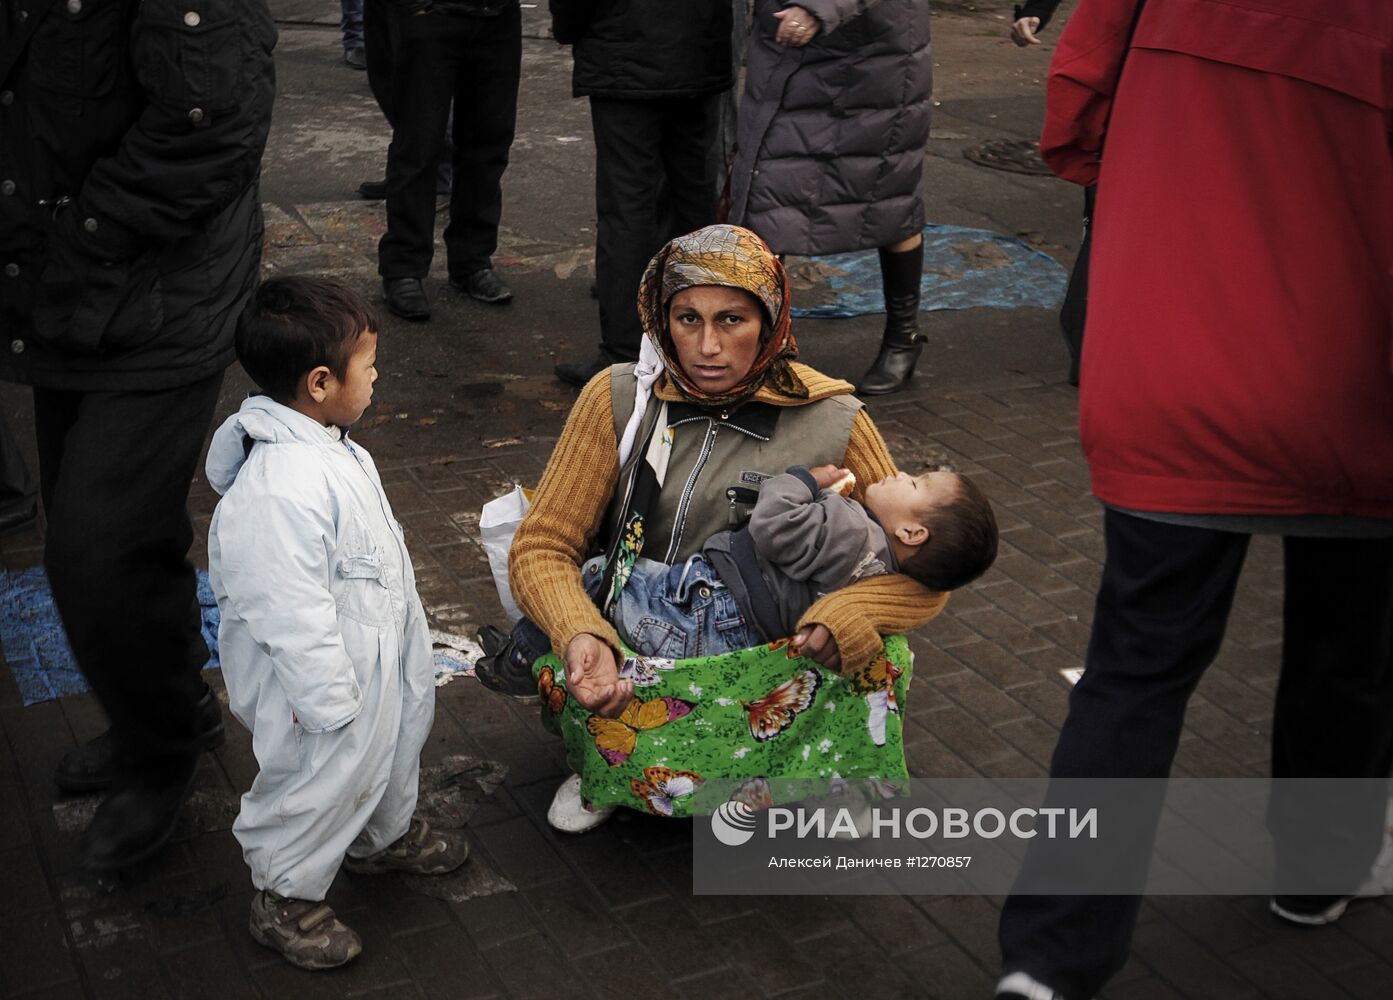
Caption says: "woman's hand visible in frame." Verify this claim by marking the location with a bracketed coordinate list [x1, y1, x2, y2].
[564, 634, 634, 717]
[791, 624, 841, 671]
[773, 6, 820, 47]
[1011, 16, 1043, 46]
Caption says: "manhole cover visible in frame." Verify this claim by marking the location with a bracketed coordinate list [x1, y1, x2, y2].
[963, 138, 1053, 176]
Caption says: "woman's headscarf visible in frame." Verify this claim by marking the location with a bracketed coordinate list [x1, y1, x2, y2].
[618, 225, 809, 467]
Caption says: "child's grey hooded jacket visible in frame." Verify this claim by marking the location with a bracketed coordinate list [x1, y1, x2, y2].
[704, 466, 897, 641]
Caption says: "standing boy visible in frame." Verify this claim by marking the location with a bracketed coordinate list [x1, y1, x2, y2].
[207, 278, 467, 969]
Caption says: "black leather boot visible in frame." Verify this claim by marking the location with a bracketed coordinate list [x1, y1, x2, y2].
[857, 243, 927, 396]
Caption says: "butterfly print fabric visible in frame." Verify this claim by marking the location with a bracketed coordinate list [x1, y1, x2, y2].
[531, 636, 915, 818]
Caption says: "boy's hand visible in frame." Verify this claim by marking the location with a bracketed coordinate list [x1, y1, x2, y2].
[563, 634, 634, 717]
[808, 465, 853, 491]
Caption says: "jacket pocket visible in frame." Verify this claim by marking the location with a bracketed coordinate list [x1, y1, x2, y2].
[630, 617, 691, 660]
[335, 542, 395, 628]
[134, 0, 245, 116]
[28, 0, 124, 103]
[30, 241, 163, 356]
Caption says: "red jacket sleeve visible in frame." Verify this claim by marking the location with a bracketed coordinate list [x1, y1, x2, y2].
[1040, 0, 1147, 186]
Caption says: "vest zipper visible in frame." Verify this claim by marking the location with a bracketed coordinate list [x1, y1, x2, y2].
[665, 416, 720, 563]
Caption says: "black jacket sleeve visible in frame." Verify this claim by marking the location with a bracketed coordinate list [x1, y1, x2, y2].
[1013, 0, 1061, 31]
[550, 0, 598, 44]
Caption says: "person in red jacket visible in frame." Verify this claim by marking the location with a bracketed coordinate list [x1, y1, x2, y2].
[994, 1, 1393, 998]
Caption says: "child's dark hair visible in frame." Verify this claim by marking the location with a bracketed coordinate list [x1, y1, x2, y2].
[236, 276, 379, 403]
[898, 473, 999, 592]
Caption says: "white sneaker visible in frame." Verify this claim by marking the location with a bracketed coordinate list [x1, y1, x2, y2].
[546, 774, 615, 834]
[995, 971, 1070, 1000]
[1268, 895, 1353, 927]
[1355, 804, 1393, 897]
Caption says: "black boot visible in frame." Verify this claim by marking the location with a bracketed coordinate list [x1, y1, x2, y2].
[857, 243, 926, 396]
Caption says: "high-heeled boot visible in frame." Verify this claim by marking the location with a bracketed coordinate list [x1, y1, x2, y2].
[856, 242, 926, 396]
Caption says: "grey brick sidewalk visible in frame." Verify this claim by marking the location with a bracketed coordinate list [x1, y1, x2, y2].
[3, 375, 1391, 1000]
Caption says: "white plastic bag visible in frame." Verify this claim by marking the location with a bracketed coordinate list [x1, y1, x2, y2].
[479, 485, 532, 624]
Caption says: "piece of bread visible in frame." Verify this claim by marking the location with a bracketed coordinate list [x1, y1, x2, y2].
[828, 471, 856, 496]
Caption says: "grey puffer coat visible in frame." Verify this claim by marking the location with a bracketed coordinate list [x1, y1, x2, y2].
[728, 0, 932, 256]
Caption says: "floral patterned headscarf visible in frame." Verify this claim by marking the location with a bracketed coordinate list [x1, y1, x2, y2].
[637, 225, 809, 407]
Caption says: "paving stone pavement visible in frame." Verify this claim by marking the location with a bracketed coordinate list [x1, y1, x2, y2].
[4, 372, 1391, 1000]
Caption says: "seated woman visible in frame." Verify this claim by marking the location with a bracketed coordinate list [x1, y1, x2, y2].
[505, 224, 949, 831]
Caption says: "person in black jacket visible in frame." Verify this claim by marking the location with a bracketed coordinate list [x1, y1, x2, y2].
[0, 0, 277, 871]
[376, 0, 522, 320]
[549, 0, 736, 386]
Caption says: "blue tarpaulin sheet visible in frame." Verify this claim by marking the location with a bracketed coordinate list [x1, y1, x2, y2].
[0, 566, 221, 706]
[787, 223, 1067, 319]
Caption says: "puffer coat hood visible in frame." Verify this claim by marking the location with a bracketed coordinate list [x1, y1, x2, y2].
[206, 396, 341, 497]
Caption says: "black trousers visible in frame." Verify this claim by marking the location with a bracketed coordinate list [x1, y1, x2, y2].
[34, 373, 223, 771]
[0, 410, 36, 517]
[590, 95, 718, 363]
[363, 0, 395, 124]
[1058, 185, 1095, 388]
[377, 7, 520, 280]
[999, 510, 1393, 1000]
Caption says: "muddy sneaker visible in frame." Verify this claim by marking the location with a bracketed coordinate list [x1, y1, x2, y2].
[342, 817, 470, 875]
[248, 891, 361, 970]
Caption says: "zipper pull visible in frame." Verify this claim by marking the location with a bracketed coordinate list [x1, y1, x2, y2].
[726, 486, 759, 525]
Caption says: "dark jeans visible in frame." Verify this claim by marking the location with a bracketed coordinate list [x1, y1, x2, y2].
[34, 374, 224, 771]
[0, 410, 36, 517]
[340, 0, 364, 49]
[377, 7, 520, 280]
[999, 510, 1393, 1000]
[590, 95, 718, 363]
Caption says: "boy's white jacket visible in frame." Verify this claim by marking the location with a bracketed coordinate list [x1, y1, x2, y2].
[206, 396, 430, 735]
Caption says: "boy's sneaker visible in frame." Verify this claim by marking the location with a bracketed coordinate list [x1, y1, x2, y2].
[342, 817, 470, 875]
[249, 891, 361, 970]
[1269, 894, 1354, 927]
[547, 773, 615, 834]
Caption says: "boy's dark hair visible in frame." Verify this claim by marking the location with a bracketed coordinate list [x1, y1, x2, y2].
[898, 473, 999, 592]
[236, 276, 378, 403]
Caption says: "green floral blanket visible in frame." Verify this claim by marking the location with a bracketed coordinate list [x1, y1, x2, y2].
[533, 635, 914, 817]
